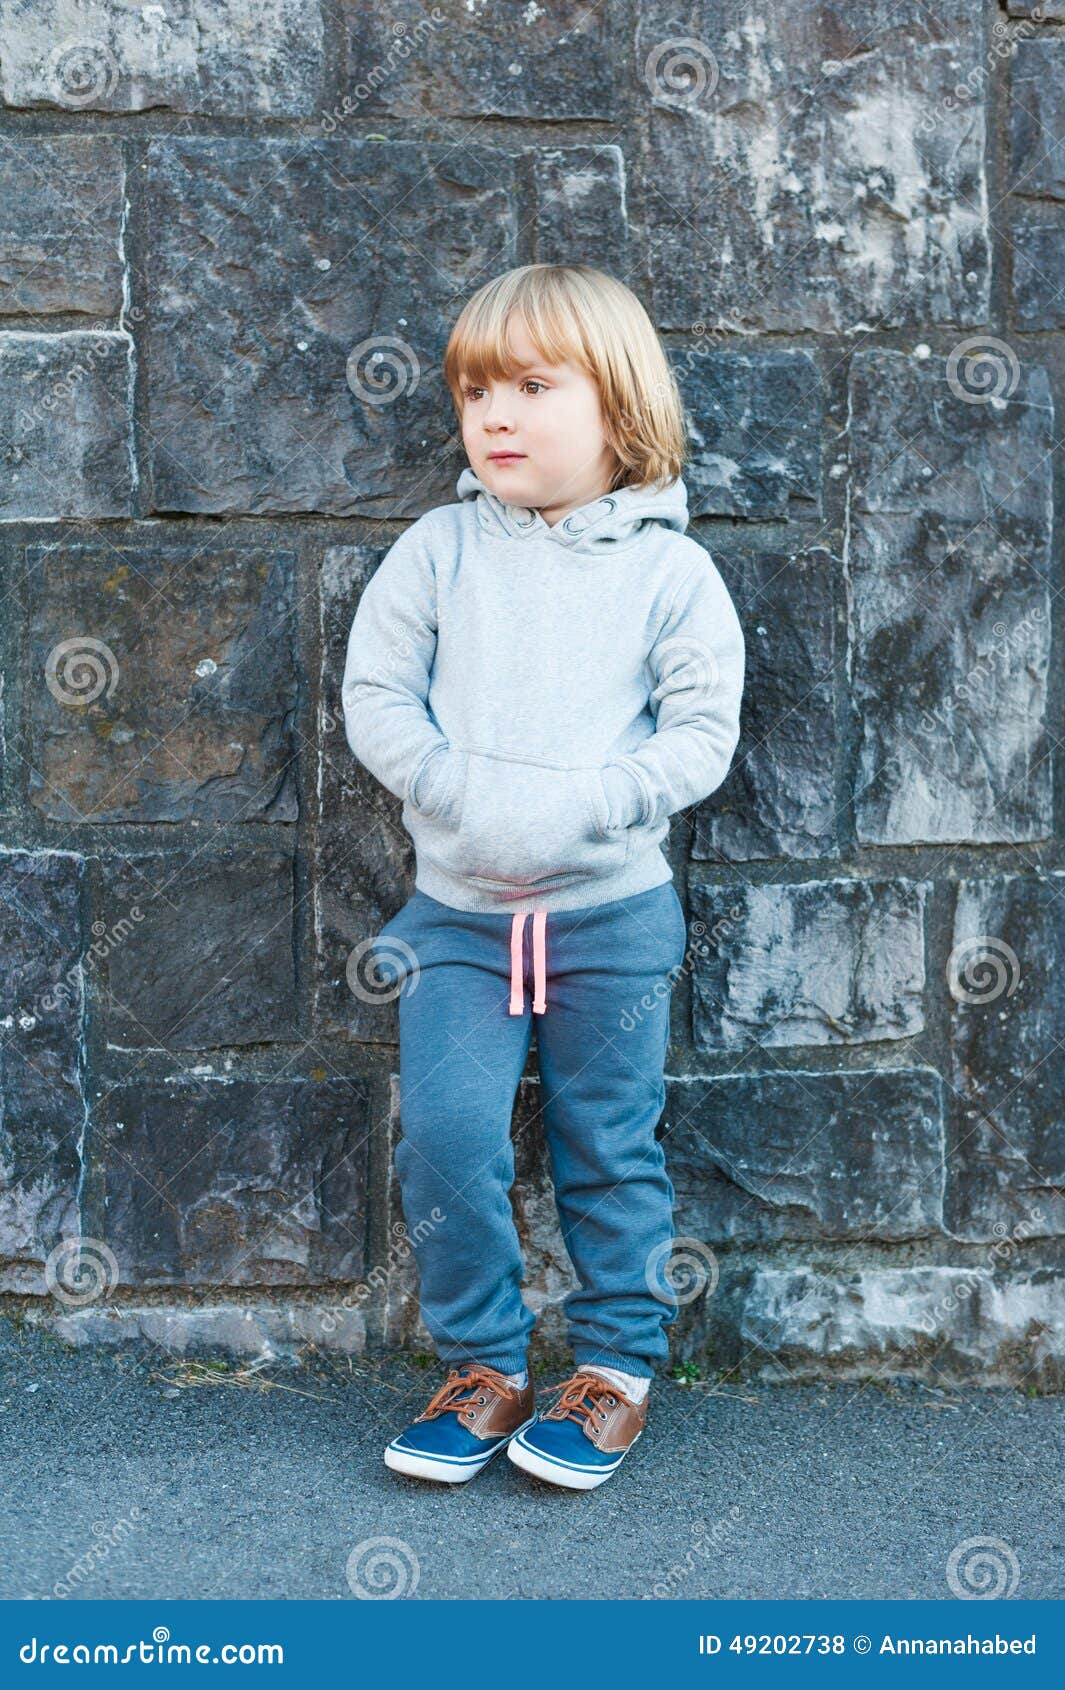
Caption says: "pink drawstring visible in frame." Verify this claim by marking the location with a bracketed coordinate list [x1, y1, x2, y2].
[532, 910, 546, 1013]
[509, 908, 548, 1015]
[509, 913, 524, 1015]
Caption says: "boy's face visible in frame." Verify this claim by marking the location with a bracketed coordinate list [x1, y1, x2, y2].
[458, 316, 618, 527]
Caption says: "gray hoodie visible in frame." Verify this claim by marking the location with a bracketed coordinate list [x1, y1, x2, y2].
[341, 468, 745, 914]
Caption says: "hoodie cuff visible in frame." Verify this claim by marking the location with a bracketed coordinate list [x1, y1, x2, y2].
[600, 760, 647, 831]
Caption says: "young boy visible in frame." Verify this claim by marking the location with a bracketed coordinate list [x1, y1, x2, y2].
[342, 264, 745, 1489]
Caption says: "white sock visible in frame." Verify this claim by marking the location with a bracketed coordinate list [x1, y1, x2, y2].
[578, 1364, 650, 1403]
[502, 1368, 528, 1387]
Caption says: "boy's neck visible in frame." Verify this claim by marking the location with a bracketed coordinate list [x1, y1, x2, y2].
[536, 482, 615, 530]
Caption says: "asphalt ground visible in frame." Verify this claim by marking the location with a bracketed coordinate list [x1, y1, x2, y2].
[1, 1325, 1060, 1601]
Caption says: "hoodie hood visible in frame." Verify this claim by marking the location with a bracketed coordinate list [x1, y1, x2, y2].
[456, 467, 689, 553]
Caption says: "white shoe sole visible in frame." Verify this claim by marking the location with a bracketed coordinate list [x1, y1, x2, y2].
[506, 1428, 640, 1490]
[384, 1416, 535, 1485]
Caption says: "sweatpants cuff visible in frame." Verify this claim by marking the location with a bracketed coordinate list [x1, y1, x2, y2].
[453, 1351, 528, 1375]
[572, 1347, 657, 1380]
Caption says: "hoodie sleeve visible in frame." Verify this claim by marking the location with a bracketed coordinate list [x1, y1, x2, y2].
[340, 521, 456, 815]
[599, 554, 746, 831]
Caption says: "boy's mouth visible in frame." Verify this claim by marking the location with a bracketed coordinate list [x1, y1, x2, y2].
[487, 451, 526, 463]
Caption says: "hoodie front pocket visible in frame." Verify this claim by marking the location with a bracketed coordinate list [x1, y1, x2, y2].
[427, 752, 628, 887]
[408, 744, 467, 826]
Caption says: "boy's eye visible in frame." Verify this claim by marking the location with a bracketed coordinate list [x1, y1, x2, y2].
[463, 379, 547, 400]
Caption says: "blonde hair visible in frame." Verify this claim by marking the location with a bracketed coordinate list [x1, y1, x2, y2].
[443, 264, 688, 492]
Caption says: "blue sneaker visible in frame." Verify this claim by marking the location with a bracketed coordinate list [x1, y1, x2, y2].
[384, 1365, 535, 1484]
[507, 1369, 647, 1490]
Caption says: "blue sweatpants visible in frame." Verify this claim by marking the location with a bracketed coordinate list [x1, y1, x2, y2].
[369, 880, 689, 1379]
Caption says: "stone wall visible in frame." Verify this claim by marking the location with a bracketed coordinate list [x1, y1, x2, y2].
[0, 1, 1061, 1387]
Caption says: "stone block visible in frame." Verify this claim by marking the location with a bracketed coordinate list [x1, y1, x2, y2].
[1009, 39, 1065, 198]
[739, 1266, 1064, 1387]
[0, 332, 133, 520]
[344, 0, 614, 119]
[694, 545, 837, 862]
[847, 349, 1053, 845]
[1011, 211, 1065, 329]
[26, 544, 298, 823]
[317, 545, 414, 1043]
[0, 137, 124, 315]
[639, 0, 990, 331]
[85, 1075, 371, 1285]
[0, 849, 85, 1291]
[31, 1301, 368, 1358]
[100, 845, 298, 1049]
[675, 350, 823, 519]
[690, 876, 928, 1050]
[664, 1068, 945, 1241]
[0, 0, 323, 115]
[527, 145, 630, 274]
[948, 873, 1065, 1239]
